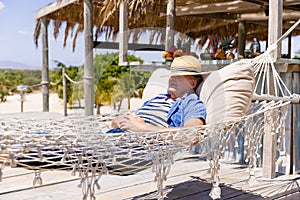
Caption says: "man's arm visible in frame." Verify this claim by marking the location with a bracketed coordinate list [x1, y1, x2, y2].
[184, 118, 205, 127]
[117, 113, 163, 132]
[117, 114, 204, 132]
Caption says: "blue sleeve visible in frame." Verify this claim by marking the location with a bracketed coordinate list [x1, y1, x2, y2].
[182, 94, 206, 124]
[167, 93, 206, 127]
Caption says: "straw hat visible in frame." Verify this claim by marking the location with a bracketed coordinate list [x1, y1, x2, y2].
[167, 55, 204, 76]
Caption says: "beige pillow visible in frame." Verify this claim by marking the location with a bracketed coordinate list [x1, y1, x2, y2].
[142, 68, 170, 102]
[199, 60, 255, 125]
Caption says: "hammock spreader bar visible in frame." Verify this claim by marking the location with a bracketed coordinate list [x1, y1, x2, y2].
[252, 94, 300, 104]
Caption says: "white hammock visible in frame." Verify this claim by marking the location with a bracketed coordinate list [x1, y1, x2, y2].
[1, 20, 300, 200]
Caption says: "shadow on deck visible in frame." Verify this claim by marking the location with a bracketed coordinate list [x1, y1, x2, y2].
[130, 179, 264, 200]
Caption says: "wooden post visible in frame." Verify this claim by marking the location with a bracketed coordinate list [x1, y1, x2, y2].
[268, 0, 282, 59]
[263, 109, 277, 179]
[84, 0, 94, 116]
[119, 0, 128, 63]
[238, 20, 246, 58]
[20, 92, 24, 112]
[288, 34, 292, 58]
[263, 0, 283, 179]
[165, 0, 175, 51]
[62, 67, 67, 116]
[284, 72, 292, 175]
[292, 71, 300, 174]
[41, 17, 49, 112]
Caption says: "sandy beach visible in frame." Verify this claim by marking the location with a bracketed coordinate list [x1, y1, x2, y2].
[0, 92, 143, 118]
[0, 92, 64, 115]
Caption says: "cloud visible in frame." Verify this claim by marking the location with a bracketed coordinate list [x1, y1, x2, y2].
[0, 2, 4, 10]
[17, 30, 33, 35]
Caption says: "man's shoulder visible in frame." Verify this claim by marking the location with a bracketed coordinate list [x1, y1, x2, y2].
[182, 93, 199, 100]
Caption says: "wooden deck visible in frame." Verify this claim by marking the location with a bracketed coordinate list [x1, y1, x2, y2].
[1, 155, 300, 200]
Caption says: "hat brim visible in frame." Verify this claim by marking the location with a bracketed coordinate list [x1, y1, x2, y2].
[160, 71, 211, 77]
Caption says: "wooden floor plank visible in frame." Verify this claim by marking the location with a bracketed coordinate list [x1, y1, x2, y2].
[0, 157, 299, 200]
[1, 166, 34, 178]
[0, 169, 80, 195]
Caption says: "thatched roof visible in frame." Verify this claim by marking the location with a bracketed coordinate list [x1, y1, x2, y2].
[34, 0, 300, 50]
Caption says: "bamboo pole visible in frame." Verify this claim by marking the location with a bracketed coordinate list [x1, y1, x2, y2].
[119, 0, 128, 63]
[62, 67, 67, 116]
[83, 0, 94, 116]
[41, 17, 49, 112]
[166, 0, 175, 51]
[268, 0, 282, 59]
[263, 0, 283, 179]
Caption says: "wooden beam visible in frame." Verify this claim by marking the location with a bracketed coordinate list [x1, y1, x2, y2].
[119, 0, 128, 63]
[242, 0, 300, 11]
[179, 13, 238, 20]
[41, 17, 49, 112]
[238, 21, 246, 57]
[176, 1, 262, 16]
[241, 0, 269, 7]
[160, 6, 238, 19]
[288, 34, 292, 58]
[263, 0, 283, 179]
[166, 0, 175, 51]
[35, 0, 78, 20]
[240, 11, 300, 21]
[284, 5, 300, 11]
[94, 41, 164, 51]
[83, 0, 94, 116]
[268, 0, 283, 58]
[284, 0, 300, 6]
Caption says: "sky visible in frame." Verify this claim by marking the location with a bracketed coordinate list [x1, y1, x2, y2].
[0, 1, 299, 69]
[0, 0, 88, 69]
[0, 0, 164, 69]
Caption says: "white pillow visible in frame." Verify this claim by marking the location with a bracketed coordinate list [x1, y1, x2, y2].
[199, 60, 255, 125]
[142, 68, 170, 102]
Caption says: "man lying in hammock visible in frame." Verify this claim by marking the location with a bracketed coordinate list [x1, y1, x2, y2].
[109, 55, 207, 133]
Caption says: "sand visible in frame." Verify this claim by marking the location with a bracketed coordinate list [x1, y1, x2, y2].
[0, 92, 143, 118]
[0, 92, 64, 114]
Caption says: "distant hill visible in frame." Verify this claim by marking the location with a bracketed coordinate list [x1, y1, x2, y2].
[0, 60, 40, 70]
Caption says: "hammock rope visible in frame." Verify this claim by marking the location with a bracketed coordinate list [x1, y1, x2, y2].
[0, 99, 292, 199]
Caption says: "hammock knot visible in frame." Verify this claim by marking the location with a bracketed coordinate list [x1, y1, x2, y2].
[209, 182, 221, 199]
[33, 170, 43, 186]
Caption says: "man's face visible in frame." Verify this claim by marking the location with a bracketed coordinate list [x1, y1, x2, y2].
[168, 75, 194, 99]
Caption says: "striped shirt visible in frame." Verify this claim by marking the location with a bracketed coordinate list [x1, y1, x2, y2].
[135, 94, 174, 127]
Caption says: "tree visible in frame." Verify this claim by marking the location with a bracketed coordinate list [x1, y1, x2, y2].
[50, 53, 152, 114]
[294, 49, 300, 59]
[94, 53, 151, 114]
[50, 61, 84, 107]
[0, 71, 11, 101]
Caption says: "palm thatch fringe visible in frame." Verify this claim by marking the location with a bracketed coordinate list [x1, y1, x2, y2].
[34, 0, 300, 51]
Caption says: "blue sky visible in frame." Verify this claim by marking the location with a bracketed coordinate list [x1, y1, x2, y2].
[0, 1, 299, 69]
[0, 0, 86, 68]
[0, 0, 163, 69]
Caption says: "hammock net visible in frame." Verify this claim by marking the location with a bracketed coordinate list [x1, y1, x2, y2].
[1, 20, 300, 200]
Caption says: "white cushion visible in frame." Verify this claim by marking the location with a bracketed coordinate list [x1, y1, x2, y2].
[199, 60, 255, 125]
[142, 68, 170, 102]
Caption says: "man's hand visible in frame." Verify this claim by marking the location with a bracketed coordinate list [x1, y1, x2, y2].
[117, 113, 149, 132]
[111, 115, 126, 128]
